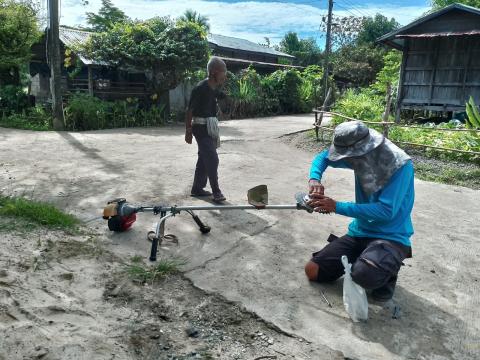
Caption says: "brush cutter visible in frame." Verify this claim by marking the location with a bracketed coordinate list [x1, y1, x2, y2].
[103, 185, 315, 261]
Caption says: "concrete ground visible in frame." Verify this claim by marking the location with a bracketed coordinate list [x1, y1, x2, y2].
[1, 115, 479, 360]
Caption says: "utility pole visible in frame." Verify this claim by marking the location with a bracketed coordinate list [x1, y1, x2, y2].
[323, 0, 334, 98]
[48, 0, 65, 130]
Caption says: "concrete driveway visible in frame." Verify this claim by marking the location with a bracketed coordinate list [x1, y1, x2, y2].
[1, 115, 479, 359]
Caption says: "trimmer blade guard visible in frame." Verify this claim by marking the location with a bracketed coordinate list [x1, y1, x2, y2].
[247, 185, 268, 208]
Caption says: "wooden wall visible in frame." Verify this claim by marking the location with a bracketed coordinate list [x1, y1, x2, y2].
[399, 35, 480, 111]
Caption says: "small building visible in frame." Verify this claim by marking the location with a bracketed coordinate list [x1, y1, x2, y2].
[207, 34, 297, 74]
[378, 3, 480, 120]
[30, 27, 297, 106]
[30, 27, 149, 104]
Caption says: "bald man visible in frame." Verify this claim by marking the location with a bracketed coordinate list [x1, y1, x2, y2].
[185, 57, 228, 203]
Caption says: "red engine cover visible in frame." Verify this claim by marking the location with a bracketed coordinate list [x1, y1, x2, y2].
[121, 213, 137, 231]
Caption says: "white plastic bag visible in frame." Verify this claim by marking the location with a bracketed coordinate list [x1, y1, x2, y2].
[341, 255, 368, 322]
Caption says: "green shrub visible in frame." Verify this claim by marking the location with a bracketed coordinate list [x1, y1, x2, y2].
[332, 88, 384, 125]
[266, 69, 304, 113]
[224, 67, 276, 118]
[329, 87, 479, 162]
[64, 93, 108, 130]
[64, 93, 167, 130]
[221, 66, 326, 118]
[0, 106, 52, 130]
[300, 65, 325, 110]
[0, 85, 30, 115]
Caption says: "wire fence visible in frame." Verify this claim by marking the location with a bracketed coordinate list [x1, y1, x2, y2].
[313, 110, 480, 157]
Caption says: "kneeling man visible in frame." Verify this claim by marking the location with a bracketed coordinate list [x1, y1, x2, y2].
[305, 121, 414, 301]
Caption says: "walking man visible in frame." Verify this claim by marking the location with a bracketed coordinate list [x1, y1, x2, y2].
[185, 57, 227, 203]
[304, 121, 414, 301]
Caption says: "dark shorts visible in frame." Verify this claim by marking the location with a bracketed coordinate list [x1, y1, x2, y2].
[310, 234, 411, 290]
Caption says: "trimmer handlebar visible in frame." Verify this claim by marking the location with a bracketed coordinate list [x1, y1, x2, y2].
[127, 191, 313, 215]
[103, 188, 317, 261]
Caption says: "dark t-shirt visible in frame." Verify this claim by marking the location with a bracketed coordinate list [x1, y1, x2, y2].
[188, 79, 226, 118]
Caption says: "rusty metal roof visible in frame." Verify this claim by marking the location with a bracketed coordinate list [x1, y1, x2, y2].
[396, 30, 480, 38]
[377, 3, 480, 49]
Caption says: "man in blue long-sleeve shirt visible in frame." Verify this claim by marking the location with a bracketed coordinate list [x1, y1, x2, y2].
[304, 121, 414, 301]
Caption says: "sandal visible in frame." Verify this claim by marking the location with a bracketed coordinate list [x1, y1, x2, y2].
[190, 189, 212, 197]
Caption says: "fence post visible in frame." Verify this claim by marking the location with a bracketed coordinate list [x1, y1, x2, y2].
[88, 66, 94, 96]
[382, 82, 392, 138]
[315, 87, 332, 142]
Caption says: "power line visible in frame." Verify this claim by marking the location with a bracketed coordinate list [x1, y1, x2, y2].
[337, 0, 368, 16]
[334, 3, 364, 18]
[337, 0, 375, 17]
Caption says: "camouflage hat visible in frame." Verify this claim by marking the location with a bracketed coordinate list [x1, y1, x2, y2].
[328, 121, 384, 162]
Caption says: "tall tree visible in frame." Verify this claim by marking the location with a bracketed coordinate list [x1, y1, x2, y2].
[279, 32, 303, 53]
[320, 15, 364, 49]
[81, 18, 209, 97]
[331, 43, 386, 87]
[431, 0, 480, 9]
[277, 32, 322, 66]
[357, 14, 400, 45]
[0, 0, 40, 85]
[179, 9, 210, 32]
[85, 0, 128, 32]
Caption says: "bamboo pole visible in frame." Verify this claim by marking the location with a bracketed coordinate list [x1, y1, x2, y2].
[394, 141, 480, 155]
[382, 82, 392, 137]
[314, 87, 332, 142]
[316, 111, 480, 132]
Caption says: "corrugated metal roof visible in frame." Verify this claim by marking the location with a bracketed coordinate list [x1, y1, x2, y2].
[208, 34, 294, 58]
[377, 3, 480, 49]
[59, 27, 92, 48]
[59, 27, 99, 65]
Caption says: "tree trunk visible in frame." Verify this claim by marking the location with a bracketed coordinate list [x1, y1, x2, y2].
[0, 66, 21, 86]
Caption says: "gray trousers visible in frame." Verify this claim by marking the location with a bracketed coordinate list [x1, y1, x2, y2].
[192, 125, 220, 195]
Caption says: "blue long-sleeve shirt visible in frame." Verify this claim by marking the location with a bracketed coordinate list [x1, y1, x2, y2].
[309, 150, 414, 247]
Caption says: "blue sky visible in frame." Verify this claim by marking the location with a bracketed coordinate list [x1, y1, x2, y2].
[58, 0, 431, 46]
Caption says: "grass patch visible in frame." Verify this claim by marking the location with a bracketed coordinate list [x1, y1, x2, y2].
[124, 257, 186, 284]
[130, 255, 144, 264]
[0, 112, 52, 131]
[0, 196, 79, 230]
[414, 163, 480, 189]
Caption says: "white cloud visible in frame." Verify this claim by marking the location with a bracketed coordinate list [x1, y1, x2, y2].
[59, 0, 430, 45]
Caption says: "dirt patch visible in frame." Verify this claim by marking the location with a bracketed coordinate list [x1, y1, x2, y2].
[282, 130, 480, 189]
[0, 216, 343, 360]
[104, 272, 344, 360]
